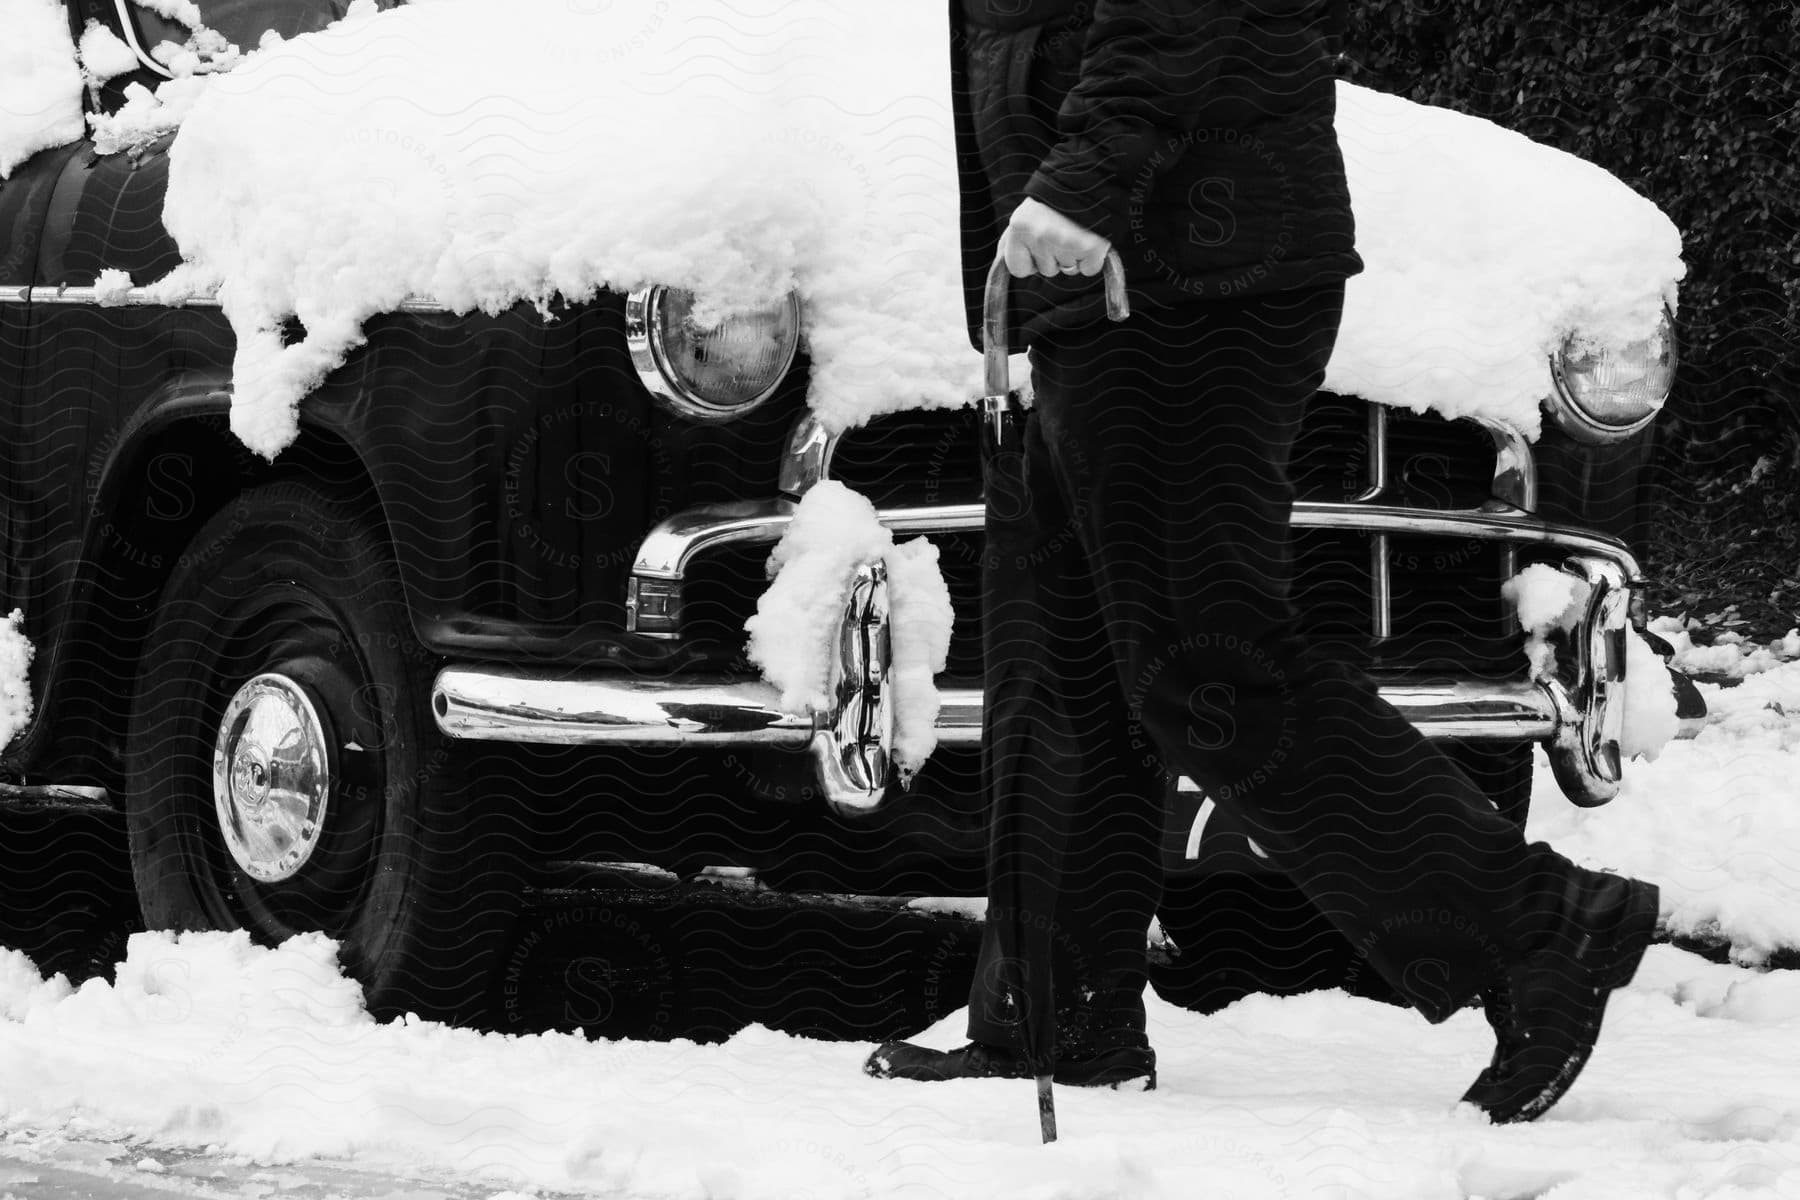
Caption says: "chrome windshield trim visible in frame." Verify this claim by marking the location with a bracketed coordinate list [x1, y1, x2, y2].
[111, 0, 178, 79]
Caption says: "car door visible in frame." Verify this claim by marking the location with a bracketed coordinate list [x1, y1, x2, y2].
[2, 0, 201, 768]
[0, 128, 89, 720]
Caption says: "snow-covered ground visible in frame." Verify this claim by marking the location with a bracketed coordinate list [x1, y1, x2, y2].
[4, 655, 1800, 1199]
[2, 935, 1799, 1200]
[1531, 655, 1800, 962]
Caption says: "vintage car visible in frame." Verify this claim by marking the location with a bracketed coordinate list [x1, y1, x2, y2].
[0, 0, 1701, 1021]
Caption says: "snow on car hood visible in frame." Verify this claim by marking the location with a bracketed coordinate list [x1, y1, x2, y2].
[1332, 86, 1683, 434]
[146, 0, 1684, 457]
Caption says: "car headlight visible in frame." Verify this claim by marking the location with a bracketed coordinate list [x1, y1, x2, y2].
[1546, 307, 1677, 444]
[625, 286, 801, 422]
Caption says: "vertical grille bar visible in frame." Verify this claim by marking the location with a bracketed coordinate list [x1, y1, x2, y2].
[1341, 404, 1389, 504]
[1367, 406, 1392, 640]
[1367, 404, 1389, 498]
[1370, 533, 1393, 641]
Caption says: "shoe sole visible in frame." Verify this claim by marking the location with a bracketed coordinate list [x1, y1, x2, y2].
[864, 1043, 1155, 1089]
[1054, 1054, 1157, 1091]
[1056, 1067, 1156, 1091]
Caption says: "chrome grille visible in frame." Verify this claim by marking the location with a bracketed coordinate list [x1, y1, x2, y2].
[680, 394, 1522, 678]
[826, 394, 1499, 511]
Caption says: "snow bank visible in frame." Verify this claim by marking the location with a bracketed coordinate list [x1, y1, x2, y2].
[1329, 84, 1684, 437]
[1531, 658, 1800, 960]
[0, 0, 85, 178]
[1650, 616, 1800, 679]
[0, 610, 34, 751]
[745, 482, 952, 781]
[5, 932, 1800, 1199]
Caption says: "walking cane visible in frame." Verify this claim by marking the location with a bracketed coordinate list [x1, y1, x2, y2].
[980, 250, 1131, 446]
[978, 246, 1129, 1144]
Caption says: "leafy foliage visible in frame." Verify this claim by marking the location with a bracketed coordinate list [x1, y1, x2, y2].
[1342, 1, 1799, 475]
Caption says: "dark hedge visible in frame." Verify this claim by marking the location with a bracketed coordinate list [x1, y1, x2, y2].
[1341, 1, 1799, 473]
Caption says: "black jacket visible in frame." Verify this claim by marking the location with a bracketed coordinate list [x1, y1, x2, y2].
[949, 0, 1363, 350]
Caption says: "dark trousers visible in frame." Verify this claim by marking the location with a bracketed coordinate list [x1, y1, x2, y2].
[967, 283, 1578, 1053]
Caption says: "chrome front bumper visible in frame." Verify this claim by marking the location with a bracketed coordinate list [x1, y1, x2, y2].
[434, 670, 1576, 748]
[456, 478, 1680, 813]
[432, 655, 1651, 810]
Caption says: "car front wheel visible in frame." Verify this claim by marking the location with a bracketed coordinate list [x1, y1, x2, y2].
[124, 480, 518, 1023]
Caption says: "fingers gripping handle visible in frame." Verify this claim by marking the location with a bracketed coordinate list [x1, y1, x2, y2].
[980, 250, 1129, 443]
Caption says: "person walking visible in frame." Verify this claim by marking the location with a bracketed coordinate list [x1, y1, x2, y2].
[864, 0, 1660, 1124]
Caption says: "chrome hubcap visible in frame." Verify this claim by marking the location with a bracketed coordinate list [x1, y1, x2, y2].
[212, 673, 332, 883]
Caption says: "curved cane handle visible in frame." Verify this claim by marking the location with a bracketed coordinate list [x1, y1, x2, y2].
[981, 248, 1129, 398]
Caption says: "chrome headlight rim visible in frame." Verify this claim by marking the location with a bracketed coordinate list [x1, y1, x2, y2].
[1545, 304, 1677, 446]
[624, 286, 801, 423]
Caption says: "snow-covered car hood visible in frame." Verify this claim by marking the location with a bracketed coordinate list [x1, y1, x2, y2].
[12, 0, 1683, 457]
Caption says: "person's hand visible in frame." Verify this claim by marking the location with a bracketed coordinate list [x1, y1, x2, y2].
[997, 197, 1110, 279]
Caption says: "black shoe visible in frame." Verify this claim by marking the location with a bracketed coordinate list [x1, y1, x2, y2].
[1461, 873, 1659, 1123]
[863, 1040, 1156, 1090]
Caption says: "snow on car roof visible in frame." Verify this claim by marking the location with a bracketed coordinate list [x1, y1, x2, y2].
[12, 0, 1684, 457]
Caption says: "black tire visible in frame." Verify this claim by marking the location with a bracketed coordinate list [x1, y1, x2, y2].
[1151, 742, 1533, 1014]
[124, 480, 521, 1024]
